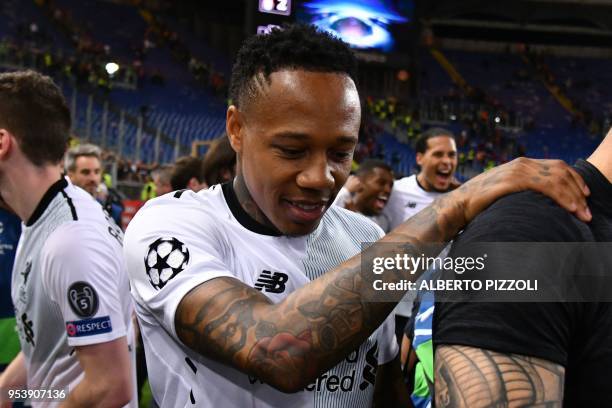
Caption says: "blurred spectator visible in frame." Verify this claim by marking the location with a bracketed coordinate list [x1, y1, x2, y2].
[65, 143, 102, 196]
[335, 159, 394, 233]
[65, 143, 124, 225]
[170, 156, 206, 191]
[151, 165, 173, 196]
[201, 135, 236, 186]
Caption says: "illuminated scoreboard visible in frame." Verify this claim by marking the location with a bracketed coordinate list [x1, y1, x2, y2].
[258, 0, 292, 16]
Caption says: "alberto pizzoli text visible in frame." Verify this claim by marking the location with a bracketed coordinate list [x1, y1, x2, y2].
[373, 279, 539, 292]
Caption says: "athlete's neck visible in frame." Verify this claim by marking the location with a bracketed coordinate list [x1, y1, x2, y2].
[587, 130, 612, 183]
[416, 173, 435, 192]
[1, 160, 62, 223]
[232, 175, 280, 233]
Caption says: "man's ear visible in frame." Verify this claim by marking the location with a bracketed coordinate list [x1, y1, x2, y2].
[226, 105, 244, 156]
[415, 152, 424, 167]
[0, 129, 14, 161]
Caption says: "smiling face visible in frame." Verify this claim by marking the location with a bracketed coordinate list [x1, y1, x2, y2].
[227, 70, 361, 236]
[354, 167, 394, 216]
[416, 135, 458, 192]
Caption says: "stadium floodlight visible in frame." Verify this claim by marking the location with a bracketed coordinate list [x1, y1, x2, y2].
[261, 0, 274, 11]
[259, 0, 291, 16]
[105, 62, 120, 76]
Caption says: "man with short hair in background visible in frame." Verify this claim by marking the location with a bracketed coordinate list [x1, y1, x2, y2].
[0, 70, 136, 407]
[65, 143, 123, 225]
[151, 165, 173, 197]
[335, 159, 394, 232]
[170, 156, 207, 192]
[384, 127, 459, 229]
[65, 144, 103, 197]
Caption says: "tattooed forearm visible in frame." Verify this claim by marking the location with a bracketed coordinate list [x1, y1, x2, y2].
[176, 158, 587, 392]
[434, 345, 565, 408]
[176, 192, 452, 392]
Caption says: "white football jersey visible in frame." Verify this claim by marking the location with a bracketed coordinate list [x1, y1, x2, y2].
[383, 175, 443, 230]
[11, 178, 136, 407]
[383, 174, 448, 317]
[124, 183, 398, 408]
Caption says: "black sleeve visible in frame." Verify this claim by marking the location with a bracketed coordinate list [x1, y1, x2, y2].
[433, 191, 589, 366]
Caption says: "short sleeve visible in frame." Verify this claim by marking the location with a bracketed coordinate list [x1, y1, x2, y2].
[123, 197, 235, 340]
[42, 223, 129, 347]
[433, 192, 588, 366]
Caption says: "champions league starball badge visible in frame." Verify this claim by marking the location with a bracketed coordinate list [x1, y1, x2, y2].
[145, 237, 190, 290]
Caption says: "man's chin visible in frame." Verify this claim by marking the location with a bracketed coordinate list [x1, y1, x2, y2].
[278, 218, 322, 237]
[430, 180, 452, 193]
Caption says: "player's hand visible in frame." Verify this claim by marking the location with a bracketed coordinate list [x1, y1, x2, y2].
[446, 157, 591, 226]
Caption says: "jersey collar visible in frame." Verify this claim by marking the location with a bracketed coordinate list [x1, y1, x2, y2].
[26, 178, 68, 227]
[221, 181, 282, 237]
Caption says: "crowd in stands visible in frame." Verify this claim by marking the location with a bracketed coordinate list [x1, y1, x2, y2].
[366, 95, 527, 175]
[1, 0, 228, 98]
[524, 49, 612, 136]
[3, 0, 605, 189]
[138, 7, 228, 96]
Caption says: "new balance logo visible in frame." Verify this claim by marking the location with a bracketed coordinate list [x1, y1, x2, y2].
[254, 270, 288, 293]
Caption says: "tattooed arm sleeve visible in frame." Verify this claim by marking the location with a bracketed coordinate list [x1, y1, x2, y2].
[175, 158, 588, 392]
[434, 345, 565, 408]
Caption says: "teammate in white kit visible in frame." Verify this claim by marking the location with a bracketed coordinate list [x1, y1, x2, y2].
[384, 128, 459, 230]
[123, 25, 593, 408]
[382, 127, 460, 346]
[334, 160, 394, 233]
[0, 71, 136, 407]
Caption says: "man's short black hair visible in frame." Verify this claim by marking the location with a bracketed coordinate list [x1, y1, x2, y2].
[229, 23, 358, 110]
[415, 127, 455, 154]
[355, 159, 393, 178]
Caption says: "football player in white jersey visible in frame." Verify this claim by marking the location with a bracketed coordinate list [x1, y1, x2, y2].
[382, 128, 460, 348]
[335, 159, 394, 232]
[0, 71, 136, 407]
[384, 128, 459, 230]
[123, 25, 592, 408]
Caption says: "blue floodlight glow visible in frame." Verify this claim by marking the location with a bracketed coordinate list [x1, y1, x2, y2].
[301, 0, 408, 51]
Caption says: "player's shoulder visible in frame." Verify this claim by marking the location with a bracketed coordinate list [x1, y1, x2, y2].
[124, 185, 227, 248]
[460, 191, 591, 242]
[43, 219, 115, 255]
[393, 174, 417, 190]
[324, 205, 384, 241]
[131, 186, 223, 226]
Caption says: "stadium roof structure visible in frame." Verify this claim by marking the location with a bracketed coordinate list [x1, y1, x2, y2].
[421, 0, 612, 47]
